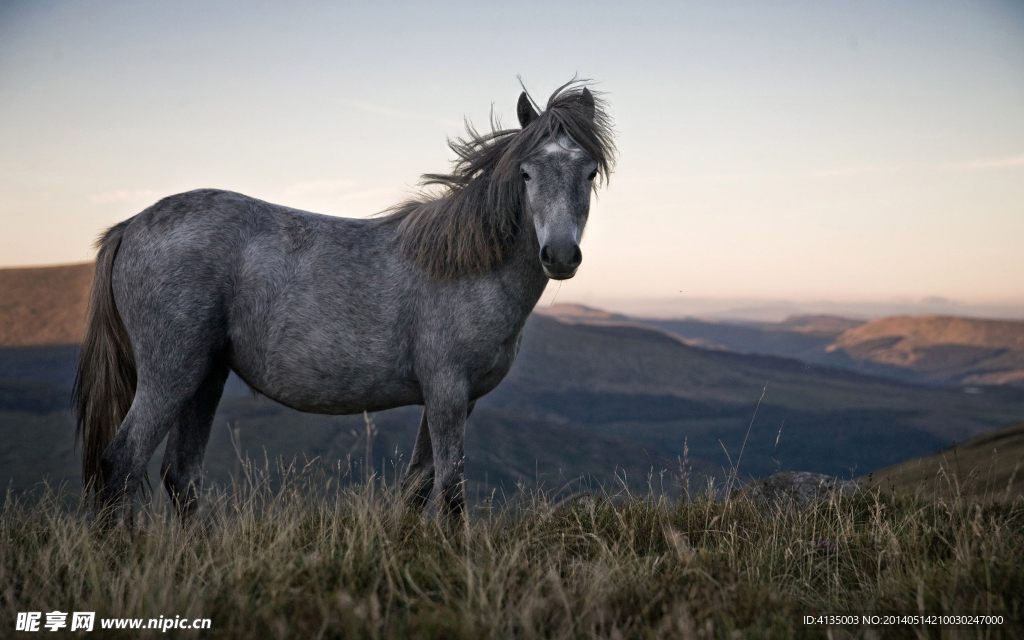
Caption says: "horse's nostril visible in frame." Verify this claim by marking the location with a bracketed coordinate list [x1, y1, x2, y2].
[571, 246, 582, 266]
[540, 245, 553, 264]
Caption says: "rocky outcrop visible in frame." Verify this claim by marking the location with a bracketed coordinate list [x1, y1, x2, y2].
[738, 472, 862, 510]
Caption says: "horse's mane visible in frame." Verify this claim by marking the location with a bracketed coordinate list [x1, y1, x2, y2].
[382, 80, 616, 280]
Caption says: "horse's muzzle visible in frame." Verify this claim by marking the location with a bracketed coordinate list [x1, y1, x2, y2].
[542, 265, 579, 280]
[540, 243, 582, 280]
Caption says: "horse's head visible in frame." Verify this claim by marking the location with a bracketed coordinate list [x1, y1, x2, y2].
[388, 81, 613, 281]
[517, 89, 600, 280]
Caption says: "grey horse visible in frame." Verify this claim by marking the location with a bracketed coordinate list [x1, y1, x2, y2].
[73, 80, 616, 521]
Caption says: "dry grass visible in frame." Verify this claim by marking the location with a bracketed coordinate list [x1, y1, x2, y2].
[2, 463, 1022, 639]
[866, 421, 1024, 501]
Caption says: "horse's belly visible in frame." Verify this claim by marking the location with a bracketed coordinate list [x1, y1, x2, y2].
[256, 372, 421, 415]
[231, 347, 421, 415]
[288, 382, 422, 415]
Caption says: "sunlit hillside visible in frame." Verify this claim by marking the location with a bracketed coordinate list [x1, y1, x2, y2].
[0, 262, 92, 347]
[828, 316, 1024, 386]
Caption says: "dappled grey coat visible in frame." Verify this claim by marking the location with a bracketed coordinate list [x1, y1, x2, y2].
[74, 80, 616, 522]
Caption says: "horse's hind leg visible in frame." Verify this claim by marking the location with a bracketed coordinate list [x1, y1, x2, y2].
[99, 355, 225, 525]
[97, 387, 188, 525]
[160, 364, 229, 521]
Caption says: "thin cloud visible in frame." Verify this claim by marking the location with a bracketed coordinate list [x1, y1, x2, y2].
[943, 154, 1024, 171]
[341, 99, 467, 130]
[89, 189, 158, 205]
[285, 179, 359, 196]
[344, 99, 417, 121]
[681, 154, 1023, 185]
[283, 178, 400, 207]
[330, 187, 400, 203]
[810, 162, 919, 178]
[811, 154, 1024, 178]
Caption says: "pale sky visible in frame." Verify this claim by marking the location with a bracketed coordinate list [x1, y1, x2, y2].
[2, 0, 1023, 316]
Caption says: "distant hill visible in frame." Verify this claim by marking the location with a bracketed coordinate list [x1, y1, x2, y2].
[827, 315, 1024, 387]
[545, 304, 1024, 388]
[534, 303, 631, 324]
[865, 421, 1024, 500]
[0, 262, 92, 347]
[775, 314, 865, 335]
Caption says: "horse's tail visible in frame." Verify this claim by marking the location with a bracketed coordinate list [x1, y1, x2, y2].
[73, 220, 137, 497]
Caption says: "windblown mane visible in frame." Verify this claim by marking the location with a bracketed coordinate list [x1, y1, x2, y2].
[383, 80, 616, 280]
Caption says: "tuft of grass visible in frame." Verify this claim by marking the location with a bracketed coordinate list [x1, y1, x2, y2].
[2, 464, 1022, 639]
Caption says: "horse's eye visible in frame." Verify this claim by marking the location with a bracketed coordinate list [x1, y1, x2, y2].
[521, 171, 531, 181]
[587, 170, 597, 181]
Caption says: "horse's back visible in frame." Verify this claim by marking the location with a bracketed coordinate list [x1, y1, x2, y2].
[111, 189, 417, 413]
[113, 189, 316, 319]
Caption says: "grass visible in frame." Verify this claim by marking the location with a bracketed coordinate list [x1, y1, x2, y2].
[865, 421, 1024, 501]
[1, 462, 1022, 639]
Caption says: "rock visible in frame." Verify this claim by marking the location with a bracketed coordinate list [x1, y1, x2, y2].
[737, 471, 862, 511]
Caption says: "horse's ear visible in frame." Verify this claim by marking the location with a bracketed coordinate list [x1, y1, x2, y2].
[517, 92, 538, 128]
[578, 87, 595, 121]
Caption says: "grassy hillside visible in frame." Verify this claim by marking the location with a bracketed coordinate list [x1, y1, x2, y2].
[866, 421, 1024, 500]
[0, 262, 92, 347]
[2, 475, 1020, 638]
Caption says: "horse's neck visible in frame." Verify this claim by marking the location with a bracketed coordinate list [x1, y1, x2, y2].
[493, 226, 549, 320]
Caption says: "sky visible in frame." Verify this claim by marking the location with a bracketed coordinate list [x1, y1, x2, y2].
[1, 0, 1023, 318]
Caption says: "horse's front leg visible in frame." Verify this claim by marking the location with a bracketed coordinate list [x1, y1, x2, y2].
[401, 411, 435, 512]
[422, 376, 471, 522]
[402, 400, 475, 514]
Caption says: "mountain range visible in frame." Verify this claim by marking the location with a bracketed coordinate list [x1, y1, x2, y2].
[2, 264, 1023, 499]
[541, 303, 1024, 388]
